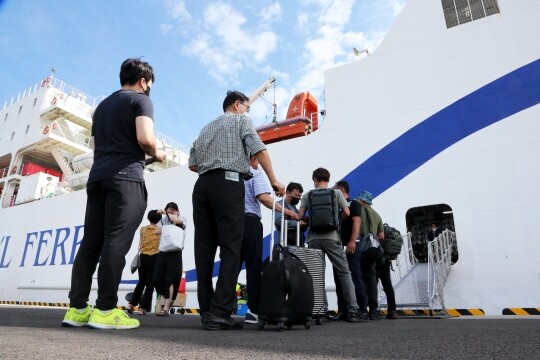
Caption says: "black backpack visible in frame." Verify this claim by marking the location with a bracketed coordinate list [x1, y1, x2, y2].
[381, 223, 403, 260]
[308, 189, 339, 233]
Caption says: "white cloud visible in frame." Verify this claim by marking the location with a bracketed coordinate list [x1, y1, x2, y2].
[297, 13, 308, 30]
[259, 2, 283, 23]
[385, 0, 406, 17]
[177, 1, 278, 83]
[165, 0, 191, 21]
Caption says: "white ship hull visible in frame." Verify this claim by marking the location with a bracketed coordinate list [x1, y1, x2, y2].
[1, 0, 539, 315]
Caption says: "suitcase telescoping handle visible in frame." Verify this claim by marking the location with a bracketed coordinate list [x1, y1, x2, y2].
[269, 194, 289, 261]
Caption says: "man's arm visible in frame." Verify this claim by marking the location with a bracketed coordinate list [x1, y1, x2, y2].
[257, 193, 298, 219]
[136, 116, 166, 161]
[346, 215, 360, 254]
[254, 150, 284, 196]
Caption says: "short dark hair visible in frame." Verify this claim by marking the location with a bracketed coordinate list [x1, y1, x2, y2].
[147, 210, 162, 224]
[312, 167, 330, 182]
[223, 90, 249, 112]
[286, 182, 303, 193]
[120, 58, 155, 86]
[165, 202, 179, 212]
[335, 180, 349, 194]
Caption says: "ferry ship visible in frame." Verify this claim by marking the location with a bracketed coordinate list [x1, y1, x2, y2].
[1, 0, 539, 316]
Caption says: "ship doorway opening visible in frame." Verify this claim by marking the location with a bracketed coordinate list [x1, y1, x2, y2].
[405, 204, 458, 264]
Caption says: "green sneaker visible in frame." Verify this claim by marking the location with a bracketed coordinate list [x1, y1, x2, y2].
[88, 308, 140, 329]
[61, 306, 92, 327]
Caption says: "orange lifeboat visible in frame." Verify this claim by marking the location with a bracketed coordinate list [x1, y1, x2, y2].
[256, 91, 318, 144]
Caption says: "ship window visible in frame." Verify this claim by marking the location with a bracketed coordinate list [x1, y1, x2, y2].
[33, 98, 38, 106]
[441, 0, 500, 29]
[11, 132, 15, 140]
[18, 106, 22, 114]
[25, 125, 30, 134]
[3, 113, 7, 122]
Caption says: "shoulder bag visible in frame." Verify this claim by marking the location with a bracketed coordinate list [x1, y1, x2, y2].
[158, 214, 186, 252]
[130, 230, 143, 274]
[357, 206, 383, 261]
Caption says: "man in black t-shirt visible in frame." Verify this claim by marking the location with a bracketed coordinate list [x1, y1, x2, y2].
[62, 58, 166, 330]
[331, 180, 369, 321]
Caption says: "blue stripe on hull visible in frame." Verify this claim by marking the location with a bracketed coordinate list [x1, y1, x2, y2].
[126, 59, 540, 285]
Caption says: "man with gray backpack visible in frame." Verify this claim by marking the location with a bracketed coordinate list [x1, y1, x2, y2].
[297, 168, 364, 323]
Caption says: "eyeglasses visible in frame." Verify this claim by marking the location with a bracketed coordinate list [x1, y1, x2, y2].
[240, 102, 250, 113]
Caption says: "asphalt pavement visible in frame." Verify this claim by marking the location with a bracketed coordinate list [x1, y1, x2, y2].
[0, 306, 538, 360]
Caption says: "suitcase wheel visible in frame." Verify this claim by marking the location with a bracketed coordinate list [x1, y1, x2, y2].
[316, 317, 324, 325]
[277, 321, 286, 332]
[169, 308, 175, 314]
[179, 308, 185, 315]
[257, 319, 265, 331]
[305, 320, 311, 330]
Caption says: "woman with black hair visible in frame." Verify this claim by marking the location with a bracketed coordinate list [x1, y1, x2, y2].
[153, 202, 186, 316]
[127, 209, 162, 315]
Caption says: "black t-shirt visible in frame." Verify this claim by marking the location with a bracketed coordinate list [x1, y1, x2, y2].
[340, 199, 361, 246]
[88, 90, 154, 184]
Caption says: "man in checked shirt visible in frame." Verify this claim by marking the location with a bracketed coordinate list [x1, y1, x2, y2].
[189, 90, 285, 331]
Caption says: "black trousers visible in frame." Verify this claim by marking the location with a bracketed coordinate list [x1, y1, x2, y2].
[240, 215, 263, 314]
[153, 250, 183, 301]
[69, 179, 147, 310]
[361, 254, 379, 312]
[193, 170, 245, 318]
[130, 253, 158, 311]
[376, 258, 397, 311]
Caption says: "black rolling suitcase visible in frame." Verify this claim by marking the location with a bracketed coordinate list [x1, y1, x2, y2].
[257, 196, 314, 331]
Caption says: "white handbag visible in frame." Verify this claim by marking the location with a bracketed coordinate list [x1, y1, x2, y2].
[158, 216, 186, 252]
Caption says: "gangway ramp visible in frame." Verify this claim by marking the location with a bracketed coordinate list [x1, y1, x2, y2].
[378, 230, 455, 315]
[379, 262, 429, 309]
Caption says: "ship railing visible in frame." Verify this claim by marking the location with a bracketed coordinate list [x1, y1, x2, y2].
[427, 229, 455, 315]
[2, 76, 105, 110]
[47, 120, 94, 150]
[45, 77, 105, 108]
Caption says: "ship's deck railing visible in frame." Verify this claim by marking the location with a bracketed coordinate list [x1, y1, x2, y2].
[46, 77, 105, 108]
[427, 229, 455, 314]
[2, 76, 105, 110]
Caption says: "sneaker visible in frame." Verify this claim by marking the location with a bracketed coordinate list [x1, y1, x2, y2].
[330, 311, 350, 322]
[61, 306, 92, 327]
[244, 312, 258, 324]
[347, 312, 369, 323]
[87, 308, 140, 329]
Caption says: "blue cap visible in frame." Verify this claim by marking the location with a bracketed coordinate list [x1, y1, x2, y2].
[357, 190, 373, 205]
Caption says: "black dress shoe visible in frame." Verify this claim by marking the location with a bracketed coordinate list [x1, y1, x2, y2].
[368, 310, 381, 321]
[386, 310, 398, 319]
[203, 313, 244, 331]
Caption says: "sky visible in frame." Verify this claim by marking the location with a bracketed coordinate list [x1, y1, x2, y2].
[0, 0, 405, 148]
